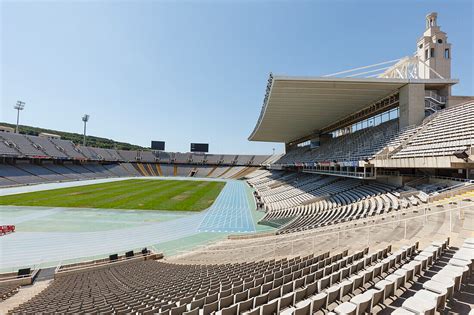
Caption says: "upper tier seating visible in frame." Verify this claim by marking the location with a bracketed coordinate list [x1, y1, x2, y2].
[49, 138, 86, 159]
[275, 115, 457, 165]
[393, 101, 474, 158]
[77, 146, 101, 160]
[27, 136, 68, 158]
[175, 153, 191, 164]
[117, 150, 138, 162]
[156, 151, 171, 163]
[222, 155, 237, 164]
[252, 155, 271, 165]
[206, 154, 222, 164]
[0, 132, 46, 157]
[0, 137, 21, 157]
[90, 147, 122, 161]
[0, 131, 270, 165]
[140, 151, 157, 162]
[236, 155, 253, 165]
[276, 120, 402, 164]
[192, 154, 205, 164]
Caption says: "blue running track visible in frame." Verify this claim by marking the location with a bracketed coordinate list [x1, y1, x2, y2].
[0, 178, 257, 270]
[198, 180, 255, 233]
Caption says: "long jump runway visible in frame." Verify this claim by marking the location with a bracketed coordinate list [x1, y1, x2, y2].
[0, 178, 257, 270]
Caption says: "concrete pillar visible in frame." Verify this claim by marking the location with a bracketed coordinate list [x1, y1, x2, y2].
[399, 83, 425, 129]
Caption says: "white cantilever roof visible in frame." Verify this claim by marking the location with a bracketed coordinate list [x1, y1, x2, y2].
[248, 75, 457, 143]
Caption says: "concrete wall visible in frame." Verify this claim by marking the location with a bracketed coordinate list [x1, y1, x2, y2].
[376, 175, 404, 186]
[399, 83, 426, 129]
[447, 96, 474, 108]
[374, 155, 458, 169]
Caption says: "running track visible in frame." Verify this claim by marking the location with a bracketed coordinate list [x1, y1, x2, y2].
[0, 178, 256, 269]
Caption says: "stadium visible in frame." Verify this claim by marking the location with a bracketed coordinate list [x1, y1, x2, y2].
[0, 5, 473, 315]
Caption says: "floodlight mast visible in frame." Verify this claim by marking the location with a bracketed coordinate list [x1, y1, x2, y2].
[14, 101, 25, 133]
[82, 114, 90, 146]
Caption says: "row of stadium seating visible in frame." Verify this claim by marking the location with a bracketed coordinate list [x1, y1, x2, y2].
[0, 131, 271, 165]
[334, 238, 472, 314]
[123, 162, 257, 180]
[277, 120, 403, 164]
[393, 101, 474, 158]
[247, 170, 430, 234]
[0, 162, 140, 186]
[275, 101, 474, 165]
[1, 285, 19, 301]
[10, 238, 472, 314]
[0, 162, 253, 187]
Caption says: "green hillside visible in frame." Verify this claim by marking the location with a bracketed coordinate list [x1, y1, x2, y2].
[0, 122, 144, 150]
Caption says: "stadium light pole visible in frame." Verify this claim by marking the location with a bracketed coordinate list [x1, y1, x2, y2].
[14, 101, 25, 133]
[82, 114, 90, 146]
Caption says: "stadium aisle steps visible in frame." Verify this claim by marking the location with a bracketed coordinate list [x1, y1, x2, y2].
[136, 163, 150, 176]
[146, 163, 158, 176]
[218, 167, 233, 178]
[156, 164, 163, 176]
[206, 166, 218, 177]
[35, 267, 56, 282]
[231, 167, 256, 179]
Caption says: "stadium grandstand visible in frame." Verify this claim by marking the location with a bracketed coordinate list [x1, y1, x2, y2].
[0, 129, 273, 185]
[0, 11, 473, 315]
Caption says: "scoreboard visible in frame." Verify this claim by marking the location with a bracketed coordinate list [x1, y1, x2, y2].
[190, 143, 209, 153]
[151, 141, 165, 151]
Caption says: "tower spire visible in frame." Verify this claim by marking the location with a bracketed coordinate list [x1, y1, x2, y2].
[416, 12, 451, 79]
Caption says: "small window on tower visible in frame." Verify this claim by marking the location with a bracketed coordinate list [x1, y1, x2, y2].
[430, 48, 435, 58]
[444, 48, 450, 59]
[437, 39, 443, 44]
[419, 44, 423, 49]
[425, 49, 429, 59]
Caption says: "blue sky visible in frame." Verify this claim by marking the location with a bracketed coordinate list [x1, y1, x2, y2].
[1, 0, 472, 154]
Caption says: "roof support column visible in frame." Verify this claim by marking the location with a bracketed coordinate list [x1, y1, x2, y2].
[399, 83, 425, 128]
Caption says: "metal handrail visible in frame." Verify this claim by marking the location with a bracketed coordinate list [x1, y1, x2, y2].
[174, 193, 473, 258]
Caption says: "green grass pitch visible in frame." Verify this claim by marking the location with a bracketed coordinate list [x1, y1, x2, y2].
[0, 179, 225, 211]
